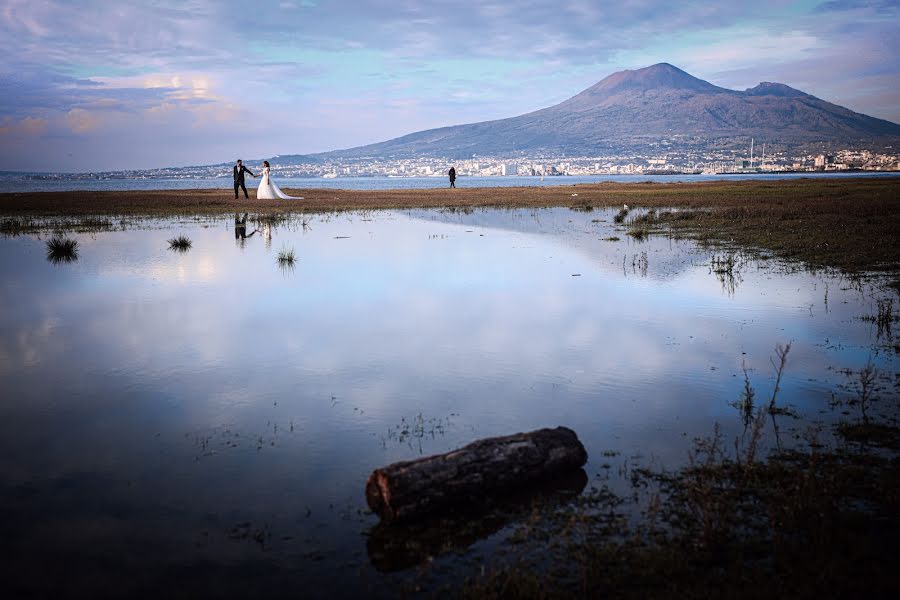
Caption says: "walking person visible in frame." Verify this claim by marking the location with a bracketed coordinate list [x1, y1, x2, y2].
[448, 166, 456, 188]
[233, 159, 257, 199]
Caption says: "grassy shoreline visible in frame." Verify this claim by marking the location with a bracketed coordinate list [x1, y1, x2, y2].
[3, 177, 899, 596]
[2, 178, 898, 276]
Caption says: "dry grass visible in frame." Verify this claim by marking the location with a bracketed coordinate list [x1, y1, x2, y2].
[1, 177, 898, 273]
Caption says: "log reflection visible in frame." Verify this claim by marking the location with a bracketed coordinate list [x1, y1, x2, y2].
[366, 468, 587, 572]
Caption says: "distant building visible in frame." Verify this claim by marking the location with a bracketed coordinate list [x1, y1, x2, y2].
[501, 163, 518, 176]
[814, 154, 832, 169]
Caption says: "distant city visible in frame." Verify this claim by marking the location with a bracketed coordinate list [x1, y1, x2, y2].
[17, 146, 900, 181]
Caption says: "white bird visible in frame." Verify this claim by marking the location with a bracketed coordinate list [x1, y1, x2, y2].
[623, 204, 629, 210]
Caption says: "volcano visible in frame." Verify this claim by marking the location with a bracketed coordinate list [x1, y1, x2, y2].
[311, 63, 900, 158]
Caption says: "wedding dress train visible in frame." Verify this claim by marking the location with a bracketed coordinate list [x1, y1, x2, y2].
[257, 167, 303, 200]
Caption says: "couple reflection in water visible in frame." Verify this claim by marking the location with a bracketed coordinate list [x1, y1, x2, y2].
[234, 213, 272, 248]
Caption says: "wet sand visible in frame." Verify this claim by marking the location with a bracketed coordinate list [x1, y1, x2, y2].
[1, 177, 898, 274]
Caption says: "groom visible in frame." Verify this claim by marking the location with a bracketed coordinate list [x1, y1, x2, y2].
[233, 159, 257, 199]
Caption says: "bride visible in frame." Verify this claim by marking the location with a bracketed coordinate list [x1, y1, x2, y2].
[257, 161, 303, 200]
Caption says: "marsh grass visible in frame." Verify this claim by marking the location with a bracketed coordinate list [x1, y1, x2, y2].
[850, 361, 877, 425]
[613, 207, 629, 223]
[457, 343, 900, 599]
[767, 342, 791, 414]
[277, 245, 296, 272]
[45, 236, 78, 263]
[630, 208, 658, 225]
[3, 216, 114, 236]
[861, 297, 896, 338]
[626, 226, 648, 240]
[710, 253, 737, 275]
[837, 422, 900, 450]
[3, 179, 898, 275]
[167, 234, 192, 251]
[631, 251, 648, 276]
[710, 253, 744, 295]
[731, 362, 757, 428]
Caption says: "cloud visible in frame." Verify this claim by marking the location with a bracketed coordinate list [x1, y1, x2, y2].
[0, 0, 897, 170]
[65, 108, 102, 133]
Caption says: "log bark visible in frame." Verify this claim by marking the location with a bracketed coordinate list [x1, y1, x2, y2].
[367, 468, 587, 571]
[365, 426, 588, 522]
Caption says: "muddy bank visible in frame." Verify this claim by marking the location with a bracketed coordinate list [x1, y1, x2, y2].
[2, 177, 898, 275]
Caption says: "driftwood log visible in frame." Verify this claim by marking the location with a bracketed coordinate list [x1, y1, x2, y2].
[367, 469, 587, 571]
[365, 426, 588, 522]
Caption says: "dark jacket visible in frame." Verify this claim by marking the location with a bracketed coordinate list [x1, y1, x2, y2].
[233, 165, 255, 183]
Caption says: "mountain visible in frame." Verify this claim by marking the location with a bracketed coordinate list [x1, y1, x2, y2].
[309, 63, 900, 159]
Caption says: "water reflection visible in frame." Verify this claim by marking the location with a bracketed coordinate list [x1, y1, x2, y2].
[0, 207, 896, 596]
[710, 253, 744, 296]
[45, 236, 79, 263]
[234, 212, 259, 245]
[367, 469, 588, 572]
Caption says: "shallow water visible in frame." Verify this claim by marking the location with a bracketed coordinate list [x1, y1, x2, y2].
[3, 170, 898, 192]
[0, 208, 896, 596]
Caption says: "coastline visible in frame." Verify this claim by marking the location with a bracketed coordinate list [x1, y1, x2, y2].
[0, 176, 896, 214]
[2, 177, 898, 275]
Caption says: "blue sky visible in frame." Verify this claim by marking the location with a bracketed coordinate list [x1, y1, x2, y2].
[1, 0, 897, 171]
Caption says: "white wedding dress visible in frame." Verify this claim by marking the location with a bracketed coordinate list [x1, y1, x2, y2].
[257, 167, 303, 200]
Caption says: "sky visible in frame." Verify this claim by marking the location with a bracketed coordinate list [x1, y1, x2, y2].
[1, 0, 898, 172]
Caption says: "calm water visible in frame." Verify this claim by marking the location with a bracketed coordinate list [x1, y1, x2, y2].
[0, 208, 896, 596]
[2, 171, 898, 192]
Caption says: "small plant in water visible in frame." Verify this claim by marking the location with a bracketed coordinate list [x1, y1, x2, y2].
[167, 235, 192, 251]
[627, 226, 648, 240]
[710, 253, 743, 296]
[854, 361, 877, 425]
[710, 254, 737, 275]
[767, 342, 791, 414]
[731, 361, 756, 429]
[277, 245, 296, 271]
[861, 297, 895, 338]
[45, 236, 78, 263]
[613, 207, 629, 223]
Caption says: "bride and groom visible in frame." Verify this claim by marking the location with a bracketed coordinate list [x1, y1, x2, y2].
[233, 159, 303, 200]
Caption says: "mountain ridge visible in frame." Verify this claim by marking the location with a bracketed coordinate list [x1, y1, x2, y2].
[294, 63, 900, 160]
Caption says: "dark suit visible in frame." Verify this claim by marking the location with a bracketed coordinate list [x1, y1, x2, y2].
[233, 164, 256, 199]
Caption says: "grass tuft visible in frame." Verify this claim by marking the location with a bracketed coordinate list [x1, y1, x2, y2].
[45, 236, 79, 263]
[167, 234, 192, 251]
[277, 245, 296, 272]
[626, 226, 648, 240]
[861, 297, 896, 338]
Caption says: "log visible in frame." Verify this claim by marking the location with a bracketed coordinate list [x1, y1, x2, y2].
[367, 468, 587, 571]
[365, 426, 588, 523]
